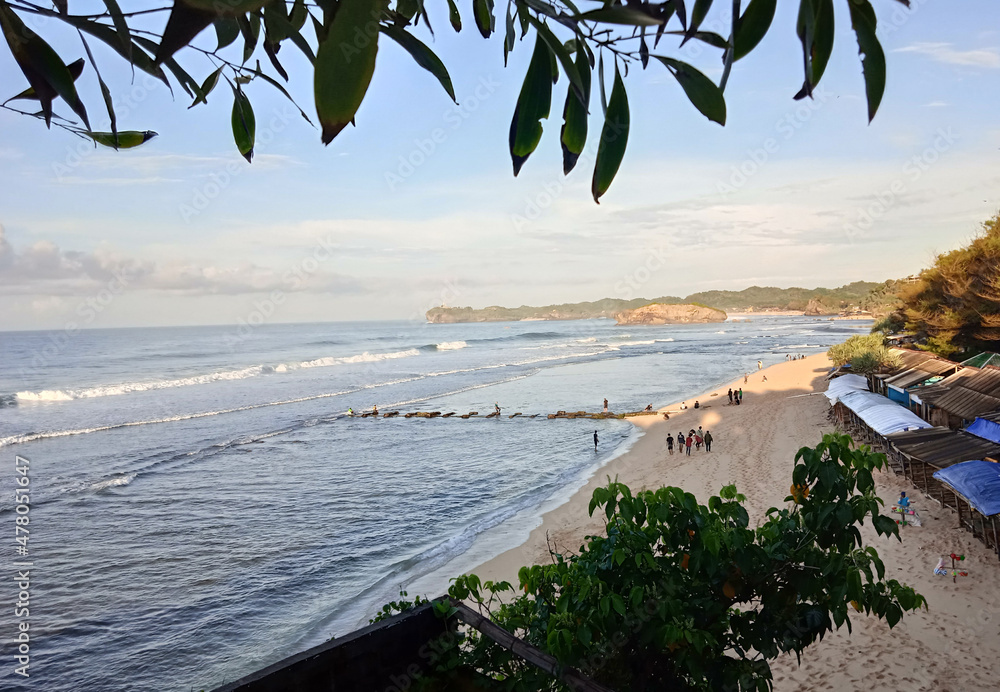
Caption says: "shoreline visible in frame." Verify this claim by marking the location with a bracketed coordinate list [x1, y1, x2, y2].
[467, 352, 1000, 692]
[470, 354, 829, 582]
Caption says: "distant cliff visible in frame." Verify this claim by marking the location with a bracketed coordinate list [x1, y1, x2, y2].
[425, 282, 892, 323]
[614, 303, 727, 325]
[425, 297, 683, 323]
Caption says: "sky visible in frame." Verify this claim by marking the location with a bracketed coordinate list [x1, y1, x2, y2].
[1, 0, 999, 330]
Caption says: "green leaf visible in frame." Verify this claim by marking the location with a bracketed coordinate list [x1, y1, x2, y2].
[315, 0, 384, 144]
[530, 19, 584, 104]
[87, 130, 158, 149]
[591, 63, 629, 203]
[156, 3, 216, 65]
[684, 0, 714, 44]
[62, 15, 169, 89]
[231, 85, 256, 162]
[215, 18, 241, 49]
[102, 0, 132, 63]
[561, 44, 590, 174]
[653, 56, 726, 125]
[447, 0, 462, 32]
[0, 5, 90, 128]
[189, 67, 223, 108]
[380, 25, 456, 103]
[846, 0, 885, 122]
[611, 593, 626, 615]
[473, 0, 494, 39]
[578, 7, 663, 26]
[734, 0, 776, 60]
[508, 36, 552, 175]
[238, 11, 262, 63]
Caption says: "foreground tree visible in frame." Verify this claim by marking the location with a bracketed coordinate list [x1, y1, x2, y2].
[379, 434, 924, 690]
[1, 0, 910, 201]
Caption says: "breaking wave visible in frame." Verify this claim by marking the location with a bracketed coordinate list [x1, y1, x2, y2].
[13, 349, 422, 403]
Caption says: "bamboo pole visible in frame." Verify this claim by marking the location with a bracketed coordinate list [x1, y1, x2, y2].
[449, 601, 614, 692]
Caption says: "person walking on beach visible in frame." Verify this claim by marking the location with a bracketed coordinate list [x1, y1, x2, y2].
[728, 388, 733, 405]
[666, 434, 674, 454]
[738, 388, 743, 403]
[685, 434, 693, 455]
[593, 430, 599, 451]
[704, 430, 713, 452]
[697, 425, 703, 440]
[744, 373, 749, 384]
[757, 360, 763, 370]
[603, 398, 609, 413]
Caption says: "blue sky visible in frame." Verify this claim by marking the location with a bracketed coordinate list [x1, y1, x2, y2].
[1, 0, 998, 330]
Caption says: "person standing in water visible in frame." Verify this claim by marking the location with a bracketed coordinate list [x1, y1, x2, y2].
[603, 398, 609, 413]
[372, 404, 378, 415]
[757, 360, 763, 370]
[593, 430, 600, 451]
[495, 402, 501, 416]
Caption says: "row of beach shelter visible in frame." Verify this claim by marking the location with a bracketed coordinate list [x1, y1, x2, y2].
[827, 358, 1000, 559]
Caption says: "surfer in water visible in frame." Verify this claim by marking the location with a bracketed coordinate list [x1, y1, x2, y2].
[495, 402, 501, 416]
[593, 430, 599, 451]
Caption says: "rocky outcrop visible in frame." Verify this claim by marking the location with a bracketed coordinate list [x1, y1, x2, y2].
[614, 303, 727, 325]
[803, 298, 839, 316]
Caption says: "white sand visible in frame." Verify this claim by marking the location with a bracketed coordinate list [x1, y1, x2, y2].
[472, 354, 1000, 691]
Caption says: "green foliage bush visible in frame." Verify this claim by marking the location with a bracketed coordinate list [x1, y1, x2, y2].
[380, 434, 923, 691]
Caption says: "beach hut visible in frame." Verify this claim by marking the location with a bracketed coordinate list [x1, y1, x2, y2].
[914, 367, 1000, 429]
[833, 390, 931, 458]
[882, 357, 959, 408]
[871, 349, 950, 397]
[885, 427, 1000, 505]
[933, 460, 1000, 560]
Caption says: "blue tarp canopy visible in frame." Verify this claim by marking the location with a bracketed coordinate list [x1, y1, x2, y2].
[933, 461, 1000, 516]
[966, 417, 1000, 445]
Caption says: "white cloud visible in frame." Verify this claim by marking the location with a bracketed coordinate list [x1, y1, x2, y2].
[895, 42, 1000, 69]
[922, 101, 949, 108]
[0, 225, 361, 297]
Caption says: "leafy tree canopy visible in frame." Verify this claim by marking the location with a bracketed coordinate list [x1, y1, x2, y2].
[380, 434, 925, 691]
[827, 332, 900, 375]
[1, 0, 909, 202]
[896, 213, 1000, 359]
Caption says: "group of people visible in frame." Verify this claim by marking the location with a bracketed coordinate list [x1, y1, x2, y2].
[666, 427, 713, 455]
[727, 388, 743, 405]
[785, 354, 806, 361]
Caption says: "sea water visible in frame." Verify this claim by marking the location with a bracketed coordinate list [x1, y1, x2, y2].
[0, 316, 869, 690]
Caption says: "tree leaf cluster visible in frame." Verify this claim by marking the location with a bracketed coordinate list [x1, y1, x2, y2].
[421, 433, 925, 691]
[1, 0, 910, 201]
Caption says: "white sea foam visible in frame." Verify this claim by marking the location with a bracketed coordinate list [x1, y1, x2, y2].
[89, 473, 137, 492]
[576, 337, 597, 343]
[655, 338, 675, 342]
[15, 349, 422, 403]
[436, 341, 468, 351]
[618, 340, 656, 347]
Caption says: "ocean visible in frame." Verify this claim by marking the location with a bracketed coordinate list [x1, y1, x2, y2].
[0, 315, 870, 691]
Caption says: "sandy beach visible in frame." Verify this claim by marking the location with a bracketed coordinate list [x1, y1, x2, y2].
[472, 354, 1000, 692]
